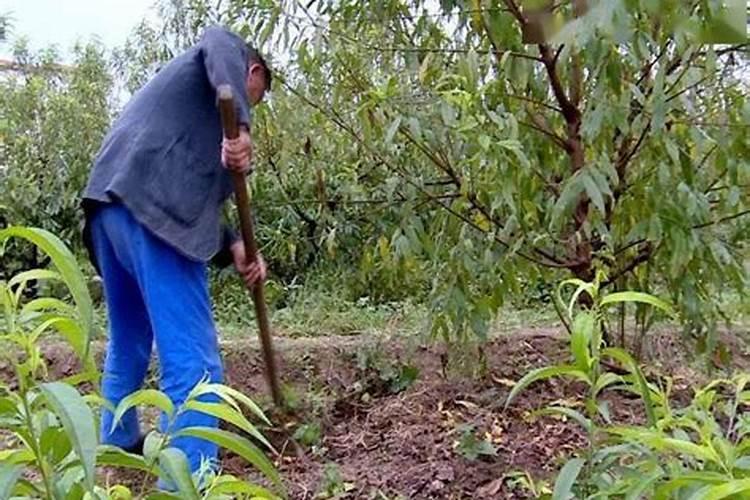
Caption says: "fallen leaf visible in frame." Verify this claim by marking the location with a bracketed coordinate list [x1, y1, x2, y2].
[477, 478, 504, 496]
[455, 400, 478, 409]
[492, 376, 517, 387]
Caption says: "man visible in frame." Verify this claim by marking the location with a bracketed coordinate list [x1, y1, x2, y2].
[81, 25, 270, 476]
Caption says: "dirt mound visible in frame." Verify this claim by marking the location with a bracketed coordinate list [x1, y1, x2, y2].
[220, 331, 636, 499]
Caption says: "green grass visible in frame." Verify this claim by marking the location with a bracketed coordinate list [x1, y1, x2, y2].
[211, 270, 428, 339]
[92, 267, 747, 345]
[492, 304, 559, 334]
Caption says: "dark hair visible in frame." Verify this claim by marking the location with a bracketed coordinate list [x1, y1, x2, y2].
[247, 46, 272, 91]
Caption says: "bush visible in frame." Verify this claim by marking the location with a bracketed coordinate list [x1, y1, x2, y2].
[0, 40, 112, 275]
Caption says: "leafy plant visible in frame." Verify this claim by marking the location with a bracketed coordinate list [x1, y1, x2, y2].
[594, 374, 750, 499]
[355, 343, 420, 397]
[507, 274, 750, 498]
[292, 421, 322, 448]
[455, 424, 497, 461]
[315, 462, 355, 499]
[0, 226, 285, 498]
[506, 271, 674, 424]
[500, 471, 552, 498]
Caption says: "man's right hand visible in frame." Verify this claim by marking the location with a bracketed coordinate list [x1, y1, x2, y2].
[222, 126, 253, 174]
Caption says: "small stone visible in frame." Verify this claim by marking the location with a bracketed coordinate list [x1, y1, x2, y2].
[429, 480, 445, 491]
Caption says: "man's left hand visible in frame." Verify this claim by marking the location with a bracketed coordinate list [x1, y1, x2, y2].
[231, 240, 267, 288]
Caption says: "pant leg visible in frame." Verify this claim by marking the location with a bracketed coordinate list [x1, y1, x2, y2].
[101, 204, 224, 473]
[89, 206, 154, 449]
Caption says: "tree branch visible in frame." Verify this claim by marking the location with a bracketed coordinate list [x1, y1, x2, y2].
[693, 210, 750, 230]
[666, 75, 711, 103]
[538, 44, 579, 123]
[507, 93, 562, 113]
[604, 242, 655, 287]
[519, 118, 568, 150]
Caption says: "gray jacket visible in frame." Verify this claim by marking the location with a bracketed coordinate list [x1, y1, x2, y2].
[82, 25, 251, 270]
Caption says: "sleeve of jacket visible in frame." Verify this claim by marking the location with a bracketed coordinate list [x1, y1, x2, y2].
[211, 224, 239, 269]
[199, 25, 252, 129]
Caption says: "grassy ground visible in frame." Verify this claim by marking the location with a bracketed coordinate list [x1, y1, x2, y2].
[92, 269, 746, 348]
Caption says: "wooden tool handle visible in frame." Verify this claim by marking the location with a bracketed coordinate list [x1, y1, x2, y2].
[218, 84, 283, 407]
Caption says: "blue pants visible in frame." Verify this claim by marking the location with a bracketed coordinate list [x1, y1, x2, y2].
[89, 203, 223, 473]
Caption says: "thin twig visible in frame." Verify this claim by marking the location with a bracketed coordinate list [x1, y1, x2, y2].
[692, 209, 750, 229]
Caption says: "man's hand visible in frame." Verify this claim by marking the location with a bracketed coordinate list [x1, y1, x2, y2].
[231, 240, 267, 288]
[222, 127, 253, 174]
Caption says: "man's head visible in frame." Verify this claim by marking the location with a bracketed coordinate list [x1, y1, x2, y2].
[245, 47, 271, 106]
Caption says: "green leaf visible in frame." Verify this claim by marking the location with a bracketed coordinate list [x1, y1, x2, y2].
[144, 493, 182, 500]
[687, 479, 750, 500]
[505, 365, 590, 408]
[292, 422, 322, 447]
[384, 116, 401, 144]
[97, 445, 157, 474]
[570, 312, 594, 372]
[612, 428, 721, 464]
[39, 426, 72, 465]
[625, 467, 663, 499]
[455, 424, 496, 460]
[29, 317, 87, 362]
[158, 448, 200, 500]
[532, 406, 592, 434]
[601, 348, 656, 426]
[0, 449, 34, 465]
[593, 372, 625, 397]
[182, 401, 273, 451]
[440, 102, 457, 126]
[0, 227, 93, 357]
[8, 269, 61, 300]
[175, 427, 282, 491]
[11, 478, 40, 497]
[597, 400, 612, 424]
[408, 117, 421, 138]
[551, 173, 585, 229]
[207, 477, 279, 499]
[1, 286, 14, 334]
[0, 462, 23, 500]
[600, 292, 674, 316]
[111, 389, 174, 432]
[651, 65, 666, 131]
[21, 297, 75, 317]
[0, 396, 20, 417]
[39, 382, 96, 491]
[552, 457, 585, 500]
[143, 431, 165, 463]
[557, 279, 597, 319]
[186, 383, 270, 425]
[582, 172, 606, 214]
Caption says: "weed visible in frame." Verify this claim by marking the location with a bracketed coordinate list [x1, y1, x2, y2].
[354, 343, 419, 398]
[454, 424, 497, 461]
[316, 462, 355, 499]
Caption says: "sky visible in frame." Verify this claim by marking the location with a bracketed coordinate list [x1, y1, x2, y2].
[0, 0, 157, 60]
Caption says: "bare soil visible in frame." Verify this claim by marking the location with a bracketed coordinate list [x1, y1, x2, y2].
[3, 325, 748, 499]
